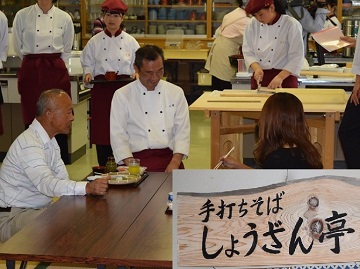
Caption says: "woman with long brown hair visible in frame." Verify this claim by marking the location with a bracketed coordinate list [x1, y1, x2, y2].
[222, 92, 323, 169]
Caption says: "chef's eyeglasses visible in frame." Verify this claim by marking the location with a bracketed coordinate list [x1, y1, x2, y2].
[104, 13, 123, 19]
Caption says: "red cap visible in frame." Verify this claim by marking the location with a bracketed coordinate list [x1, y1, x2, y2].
[245, 0, 274, 14]
[101, 0, 128, 14]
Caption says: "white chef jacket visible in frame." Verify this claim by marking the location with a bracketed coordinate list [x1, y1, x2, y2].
[0, 11, 8, 68]
[12, 4, 74, 62]
[110, 79, 190, 164]
[0, 119, 87, 209]
[242, 15, 304, 76]
[80, 30, 139, 88]
[351, 35, 360, 75]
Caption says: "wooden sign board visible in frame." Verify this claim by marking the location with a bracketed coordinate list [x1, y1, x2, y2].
[174, 170, 360, 268]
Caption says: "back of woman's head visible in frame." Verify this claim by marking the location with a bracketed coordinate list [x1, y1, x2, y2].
[259, 92, 307, 146]
[254, 92, 323, 168]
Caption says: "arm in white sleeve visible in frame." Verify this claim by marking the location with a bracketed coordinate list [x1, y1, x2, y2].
[110, 90, 133, 163]
[172, 90, 190, 158]
[61, 14, 74, 62]
[0, 12, 8, 62]
[12, 11, 24, 60]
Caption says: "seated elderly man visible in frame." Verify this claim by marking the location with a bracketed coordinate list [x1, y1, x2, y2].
[0, 89, 109, 243]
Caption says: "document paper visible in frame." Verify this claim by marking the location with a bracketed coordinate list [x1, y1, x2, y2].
[311, 26, 352, 52]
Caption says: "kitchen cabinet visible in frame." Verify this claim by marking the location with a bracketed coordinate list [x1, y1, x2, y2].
[81, 0, 239, 46]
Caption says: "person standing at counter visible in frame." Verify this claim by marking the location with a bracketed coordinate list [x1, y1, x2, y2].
[12, 0, 74, 164]
[0, 89, 109, 243]
[221, 92, 323, 169]
[242, 0, 304, 89]
[284, 0, 328, 56]
[0, 11, 8, 136]
[338, 34, 360, 168]
[81, 0, 139, 166]
[204, 0, 250, 91]
[110, 45, 190, 172]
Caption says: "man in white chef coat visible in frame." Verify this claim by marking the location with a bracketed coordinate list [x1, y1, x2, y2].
[110, 45, 190, 172]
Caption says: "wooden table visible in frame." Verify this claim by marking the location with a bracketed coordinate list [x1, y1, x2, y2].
[0, 172, 172, 268]
[189, 90, 349, 169]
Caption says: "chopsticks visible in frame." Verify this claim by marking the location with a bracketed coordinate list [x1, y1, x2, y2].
[94, 172, 109, 176]
[213, 146, 235, 169]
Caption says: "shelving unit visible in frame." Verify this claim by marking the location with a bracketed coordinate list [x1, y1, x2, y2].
[337, 0, 360, 20]
[81, 0, 238, 47]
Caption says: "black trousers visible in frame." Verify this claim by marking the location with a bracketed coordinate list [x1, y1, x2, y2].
[338, 95, 360, 168]
[25, 124, 69, 164]
[211, 76, 232, 91]
[96, 144, 113, 166]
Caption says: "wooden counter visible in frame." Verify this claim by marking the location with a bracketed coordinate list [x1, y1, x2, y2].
[190, 90, 349, 169]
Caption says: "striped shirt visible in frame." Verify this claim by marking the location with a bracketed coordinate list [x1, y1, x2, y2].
[0, 119, 87, 209]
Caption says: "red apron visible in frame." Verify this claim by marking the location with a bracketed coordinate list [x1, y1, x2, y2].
[250, 69, 298, 90]
[132, 148, 185, 172]
[90, 75, 134, 145]
[18, 53, 71, 125]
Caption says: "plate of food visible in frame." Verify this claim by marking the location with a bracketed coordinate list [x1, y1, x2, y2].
[108, 174, 142, 185]
[116, 166, 147, 175]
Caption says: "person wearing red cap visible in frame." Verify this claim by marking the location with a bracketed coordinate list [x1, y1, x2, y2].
[242, 0, 304, 89]
[12, 0, 74, 164]
[81, 0, 140, 166]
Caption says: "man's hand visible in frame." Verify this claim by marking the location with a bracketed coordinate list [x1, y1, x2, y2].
[86, 176, 109, 195]
[165, 153, 183, 172]
[84, 73, 93, 84]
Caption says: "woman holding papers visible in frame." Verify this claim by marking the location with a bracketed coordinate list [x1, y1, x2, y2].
[221, 93, 323, 169]
[242, 0, 304, 90]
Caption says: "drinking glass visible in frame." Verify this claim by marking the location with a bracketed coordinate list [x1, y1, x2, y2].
[128, 158, 141, 175]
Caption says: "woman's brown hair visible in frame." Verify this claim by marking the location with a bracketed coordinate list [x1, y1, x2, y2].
[253, 92, 323, 168]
